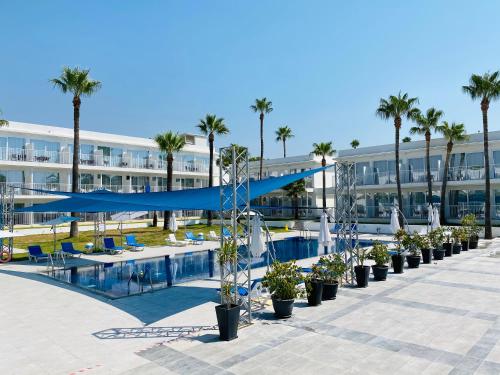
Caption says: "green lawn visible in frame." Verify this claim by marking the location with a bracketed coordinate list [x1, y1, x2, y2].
[12, 224, 288, 261]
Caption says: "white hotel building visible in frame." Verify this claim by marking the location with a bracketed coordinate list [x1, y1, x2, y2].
[337, 130, 500, 225]
[1, 122, 215, 224]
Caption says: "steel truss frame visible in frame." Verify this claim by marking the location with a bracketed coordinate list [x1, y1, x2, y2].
[0, 185, 14, 262]
[93, 213, 106, 251]
[219, 145, 252, 325]
[334, 161, 359, 284]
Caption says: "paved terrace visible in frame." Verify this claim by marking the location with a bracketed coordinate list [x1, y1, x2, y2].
[1, 234, 500, 374]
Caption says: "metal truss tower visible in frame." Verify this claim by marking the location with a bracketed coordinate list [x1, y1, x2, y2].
[334, 161, 359, 284]
[0, 185, 14, 262]
[219, 145, 252, 325]
[93, 213, 106, 251]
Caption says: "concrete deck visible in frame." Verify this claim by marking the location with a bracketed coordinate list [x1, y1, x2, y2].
[1, 234, 499, 374]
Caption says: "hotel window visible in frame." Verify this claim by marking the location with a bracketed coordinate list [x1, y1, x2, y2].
[494, 151, 500, 178]
[184, 135, 195, 145]
[0, 138, 6, 160]
[408, 158, 425, 183]
[408, 192, 427, 218]
[32, 140, 60, 163]
[8, 137, 26, 161]
[80, 173, 94, 186]
[0, 170, 24, 185]
[355, 162, 370, 186]
[33, 172, 59, 189]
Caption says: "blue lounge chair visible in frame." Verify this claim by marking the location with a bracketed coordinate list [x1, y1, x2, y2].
[103, 238, 124, 254]
[222, 227, 232, 239]
[61, 242, 83, 257]
[330, 223, 342, 234]
[28, 245, 49, 263]
[217, 278, 264, 298]
[125, 235, 144, 251]
[185, 231, 203, 245]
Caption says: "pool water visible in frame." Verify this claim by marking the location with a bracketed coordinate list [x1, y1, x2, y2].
[48, 237, 381, 298]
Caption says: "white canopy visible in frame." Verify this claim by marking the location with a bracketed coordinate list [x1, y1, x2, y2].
[249, 215, 266, 257]
[318, 212, 332, 247]
[390, 207, 400, 234]
[169, 211, 178, 232]
[431, 206, 441, 230]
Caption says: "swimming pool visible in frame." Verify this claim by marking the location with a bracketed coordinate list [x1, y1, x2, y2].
[47, 237, 382, 298]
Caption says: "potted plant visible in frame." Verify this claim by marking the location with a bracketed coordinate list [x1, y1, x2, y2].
[392, 229, 406, 274]
[354, 247, 370, 287]
[304, 264, 323, 306]
[215, 240, 240, 341]
[451, 227, 463, 254]
[406, 232, 421, 268]
[462, 214, 480, 249]
[318, 253, 346, 300]
[429, 227, 445, 260]
[443, 227, 453, 257]
[369, 241, 390, 281]
[416, 233, 432, 264]
[262, 260, 303, 318]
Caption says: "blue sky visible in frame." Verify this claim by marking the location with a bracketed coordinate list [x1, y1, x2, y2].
[1, 0, 500, 157]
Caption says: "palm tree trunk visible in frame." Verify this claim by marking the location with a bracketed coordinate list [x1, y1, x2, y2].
[482, 101, 492, 239]
[70, 96, 81, 237]
[425, 133, 432, 205]
[259, 113, 264, 180]
[322, 158, 326, 211]
[207, 134, 214, 226]
[164, 154, 173, 230]
[394, 118, 404, 226]
[283, 140, 286, 158]
[152, 211, 158, 227]
[440, 143, 452, 225]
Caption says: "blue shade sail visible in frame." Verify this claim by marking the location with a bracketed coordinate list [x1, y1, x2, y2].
[17, 166, 331, 213]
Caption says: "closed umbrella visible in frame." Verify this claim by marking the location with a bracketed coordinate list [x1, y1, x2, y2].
[249, 215, 265, 258]
[427, 204, 433, 233]
[432, 206, 440, 230]
[169, 211, 178, 233]
[318, 212, 332, 252]
[43, 216, 80, 254]
[390, 207, 400, 234]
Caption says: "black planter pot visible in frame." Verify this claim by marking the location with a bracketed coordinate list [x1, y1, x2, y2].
[372, 265, 389, 281]
[354, 265, 370, 288]
[433, 248, 445, 260]
[461, 241, 469, 251]
[452, 243, 462, 254]
[469, 235, 479, 249]
[443, 242, 452, 257]
[406, 255, 421, 268]
[391, 254, 405, 274]
[421, 248, 432, 264]
[272, 297, 294, 318]
[215, 303, 240, 341]
[306, 279, 323, 306]
[322, 282, 339, 300]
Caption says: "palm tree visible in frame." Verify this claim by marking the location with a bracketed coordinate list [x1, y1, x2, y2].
[312, 142, 335, 211]
[217, 144, 248, 170]
[51, 67, 101, 237]
[283, 179, 306, 219]
[155, 132, 186, 230]
[402, 136, 412, 143]
[438, 122, 468, 225]
[376, 92, 420, 226]
[250, 98, 273, 179]
[275, 126, 294, 158]
[410, 107, 444, 205]
[0, 110, 9, 127]
[462, 72, 500, 239]
[350, 139, 360, 149]
[197, 114, 229, 226]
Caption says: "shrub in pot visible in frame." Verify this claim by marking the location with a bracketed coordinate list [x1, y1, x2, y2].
[215, 240, 240, 341]
[354, 248, 370, 287]
[415, 233, 432, 264]
[318, 253, 346, 300]
[262, 260, 303, 318]
[443, 228, 453, 257]
[304, 265, 323, 306]
[451, 227, 463, 254]
[405, 232, 421, 268]
[392, 229, 407, 274]
[462, 214, 480, 249]
[369, 241, 390, 281]
[429, 227, 445, 260]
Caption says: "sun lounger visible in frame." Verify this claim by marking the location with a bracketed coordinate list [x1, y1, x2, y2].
[185, 231, 203, 245]
[217, 278, 265, 299]
[166, 233, 188, 246]
[61, 242, 83, 257]
[103, 237, 124, 254]
[208, 230, 220, 241]
[28, 245, 49, 262]
[124, 235, 144, 251]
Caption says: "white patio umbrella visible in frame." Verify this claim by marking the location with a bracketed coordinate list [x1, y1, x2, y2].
[390, 207, 400, 234]
[249, 215, 266, 258]
[44, 216, 81, 253]
[427, 204, 433, 233]
[318, 212, 333, 252]
[169, 211, 178, 233]
[432, 206, 441, 230]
